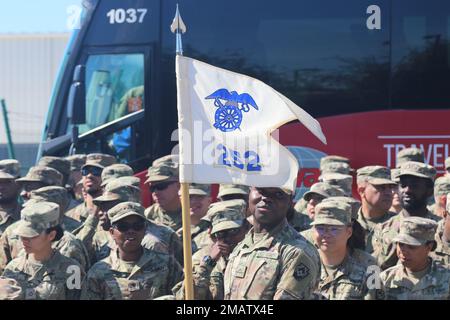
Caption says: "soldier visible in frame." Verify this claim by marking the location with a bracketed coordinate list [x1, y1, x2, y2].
[356, 166, 397, 253]
[91, 179, 183, 265]
[100, 163, 134, 188]
[174, 201, 250, 300]
[80, 202, 183, 300]
[428, 176, 450, 218]
[15, 166, 63, 202]
[0, 187, 90, 273]
[378, 217, 450, 299]
[2, 202, 85, 300]
[372, 161, 441, 270]
[144, 155, 182, 231]
[430, 193, 450, 266]
[37, 156, 71, 188]
[395, 147, 425, 168]
[222, 187, 320, 299]
[311, 200, 375, 300]
[389, 168, 402, 214]
[217, 184, 250, 203]
[0, 160, 22, 235]
[65, 154, 86, 204]
[320, 173, 353, 197]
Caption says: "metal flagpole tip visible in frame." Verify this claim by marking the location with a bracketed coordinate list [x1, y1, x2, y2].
[170, 4, 187, 55]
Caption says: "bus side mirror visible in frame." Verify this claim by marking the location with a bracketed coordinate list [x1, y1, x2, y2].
[67, 65, 86, 124]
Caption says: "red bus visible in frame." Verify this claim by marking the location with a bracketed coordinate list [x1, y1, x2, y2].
[37, 0, 450, 202]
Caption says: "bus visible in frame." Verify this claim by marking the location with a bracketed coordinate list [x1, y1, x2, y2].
[38, 0, 450, 202]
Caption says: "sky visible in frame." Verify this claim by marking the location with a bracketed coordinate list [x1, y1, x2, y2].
[0, 0, 81, 33]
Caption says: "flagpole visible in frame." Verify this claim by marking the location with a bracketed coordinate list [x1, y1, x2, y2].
[171, 4, 194, 300]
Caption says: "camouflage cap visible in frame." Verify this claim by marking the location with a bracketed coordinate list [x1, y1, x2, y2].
[311, 200, 352, 226]
[94, 180, 141, 204]
[320, 155, 350, 170]
[217, 184, 250, 198]
[324, 196, 361, 220]
[396, 147, 425, 168]
[115, 176, 141, 188]
[320, 162, 352, 175]
[152, 154, 179, 167]
[0, 159, 20, 180]
[320, 173, 353, 196]
[391, 168, 401, 183]
[82, 153, 117, 170]
[28, 186, 69, 213]
[445, 157, 450, 170]
[100, 164, 134, 187]
[65, 154, 87, 171]
[392, 217, 437, 246]
[433, 176, 450, 196]
[38, 156, 71, 180]
[145, 155, 179, 184]
[15, 201, 60, 237]
[188, 183, 211, 196]
[210, 205, 246, 235]
[398, 161, 436, 181]
[108, 201, 146, 224]
[357, 165, 396, 186]
[201, 199, 247, 223]
[303, 182, 345, 201]
[16, 166, 63, 186]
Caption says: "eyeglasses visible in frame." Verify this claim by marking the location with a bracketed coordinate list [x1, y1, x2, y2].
[149, 181, 175, 193]
[211, 228, 240, 241]
[81, 166, 102, 177]
[314, 225, 346, 237]
[113, 221, 146, 232]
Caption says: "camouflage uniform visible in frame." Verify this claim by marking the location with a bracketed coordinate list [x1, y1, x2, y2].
[0, 277, 22, 300]
[372, 162, 440, 270]
[0, 160, 22, 235]
[431, 219, 450, 267]
[223, 219, 320, 299]
[1, 202, 85, 300]
[80, 202, 183, 300]
[430, 176, 450, 218]
[378, 217, 450, 300]
[310, 200, 375, 300]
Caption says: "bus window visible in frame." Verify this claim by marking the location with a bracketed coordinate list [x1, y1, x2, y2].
[79, 53, 145, 134]
[391, 0, 450, 109]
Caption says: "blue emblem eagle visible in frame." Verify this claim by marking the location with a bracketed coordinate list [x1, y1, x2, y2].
[205, 89, 259, 132]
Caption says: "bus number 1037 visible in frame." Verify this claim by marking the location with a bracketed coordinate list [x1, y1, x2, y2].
[107, 8, 148, 24]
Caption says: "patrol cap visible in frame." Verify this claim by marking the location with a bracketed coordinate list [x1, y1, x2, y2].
[320, 173, 353, 196]
[311, 200, 352, 226]
[201, 199, 247, 223]
[445, 157, 450, 170]
[303, 182, 345, 201]
[37, 157, 71, 181]
[357, 165, 396, 186]
[15, 202, 60, 237]
[392, 217, 437, 247]
[217, 184, 250, 198]
[28, 186, 69, 213]
[391, 168, 401, 183]
[114, 176, 141, 188]
[188, 183, 211, 196]
[210, 206, 246, 235]
[398, 161, 436, 182]
[82, 153, 117, 170]
[100, 164, 134, 187]
[0, 159, 20, 180]
[94, 180, 141, 204]
[108, 201, 146, 224]
[152, 154, 179, 167]
[16, 166, 63, 186]
[434, 176, 450, 196]
[320, 155, 350, 170]
[321, 162, 352, 175]
[323, 196, 361, 220]
[396, 147, 425, 168]
[145, 155, 179, 184]
[65, 154, 86, 171]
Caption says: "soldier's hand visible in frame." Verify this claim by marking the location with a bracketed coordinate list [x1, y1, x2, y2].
[210, 242, 231, 261]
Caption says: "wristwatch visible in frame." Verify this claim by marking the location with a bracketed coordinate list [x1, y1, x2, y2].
[202, 255, 217, 267]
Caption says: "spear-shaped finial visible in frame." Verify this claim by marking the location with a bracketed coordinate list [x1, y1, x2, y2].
[170, 4, 186, 55]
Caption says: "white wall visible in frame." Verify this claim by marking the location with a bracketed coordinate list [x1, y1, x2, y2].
[0, 33, 70, 144]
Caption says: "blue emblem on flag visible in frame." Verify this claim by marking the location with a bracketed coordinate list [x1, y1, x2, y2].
[205, 89, 259, 132]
